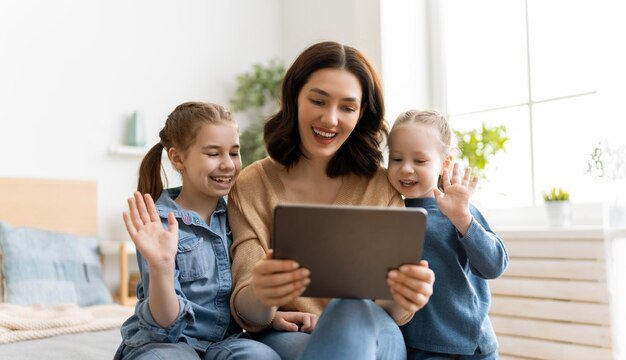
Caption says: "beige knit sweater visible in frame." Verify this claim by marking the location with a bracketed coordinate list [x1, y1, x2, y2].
[227, 157, 403, 331]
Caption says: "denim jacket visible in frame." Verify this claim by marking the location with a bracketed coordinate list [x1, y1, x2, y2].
[118, 188, 240, 352]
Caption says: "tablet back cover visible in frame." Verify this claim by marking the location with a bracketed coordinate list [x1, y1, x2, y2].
[272, 204, 426, 299]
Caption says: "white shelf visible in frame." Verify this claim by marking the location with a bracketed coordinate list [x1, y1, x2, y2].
[108, 144, 149, 157]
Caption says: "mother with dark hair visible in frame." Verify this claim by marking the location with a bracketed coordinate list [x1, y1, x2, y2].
[227, 41, 435, 359]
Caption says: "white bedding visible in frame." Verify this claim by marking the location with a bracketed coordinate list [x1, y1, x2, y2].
[0, 328, 122, 359]
[0, 303, 132, 359]
[0, 303, 132, 344]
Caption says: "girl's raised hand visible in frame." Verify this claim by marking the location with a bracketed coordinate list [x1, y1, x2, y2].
[434, 162, 478, 235]
[386, 260, 435, 312]
[122, 192, 178, 271]
[251, 250, 310, 307]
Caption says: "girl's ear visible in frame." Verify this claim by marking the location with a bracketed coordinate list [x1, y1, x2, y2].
[169, 147, 185, 172]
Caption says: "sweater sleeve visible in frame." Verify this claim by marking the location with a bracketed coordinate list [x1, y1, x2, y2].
[227, 165, 274, 332]
[457, 206, 509, 279]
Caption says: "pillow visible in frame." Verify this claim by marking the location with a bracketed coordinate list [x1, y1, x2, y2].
[0, 223, 112, 306]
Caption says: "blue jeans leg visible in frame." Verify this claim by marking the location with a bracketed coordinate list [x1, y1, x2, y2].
[251, 330, 311, 359]
[117, 342, 200, 360]
[408, 348, 498, 360]
[116, 334, 280, 360]
[204, 332, 281, 360]
[300, 299, 406, 360]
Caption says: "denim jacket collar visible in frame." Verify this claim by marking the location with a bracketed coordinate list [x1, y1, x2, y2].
[155, 187, 227, 227]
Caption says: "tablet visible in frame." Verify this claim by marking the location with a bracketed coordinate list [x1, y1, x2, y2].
[272, 204, 427, 300]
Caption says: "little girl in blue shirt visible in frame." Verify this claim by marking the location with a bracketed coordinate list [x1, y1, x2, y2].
[386, 110, 509, 360]
[114, 102, 281, 359]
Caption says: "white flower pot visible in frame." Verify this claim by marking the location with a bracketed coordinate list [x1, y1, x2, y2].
[545, 201, 571, 227]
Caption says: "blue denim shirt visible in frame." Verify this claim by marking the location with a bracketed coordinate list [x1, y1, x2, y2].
[119, 188, 240, 352]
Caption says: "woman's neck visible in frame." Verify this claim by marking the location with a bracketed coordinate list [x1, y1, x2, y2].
[174, 189, 218, 224]
[280, 157, 343, 204]
[291, 156, 330, 179]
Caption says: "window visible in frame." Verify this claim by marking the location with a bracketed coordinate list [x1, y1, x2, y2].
[439, 0, 603, 207]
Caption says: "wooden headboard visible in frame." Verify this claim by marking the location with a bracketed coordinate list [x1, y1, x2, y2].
[0, 177, 97, 236]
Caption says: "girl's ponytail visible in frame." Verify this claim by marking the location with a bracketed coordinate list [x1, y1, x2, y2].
[137, 142, 166, 200]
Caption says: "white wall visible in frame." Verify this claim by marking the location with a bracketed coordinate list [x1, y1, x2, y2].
[280, 0, 383, 73]
[0, 0, 282, 245]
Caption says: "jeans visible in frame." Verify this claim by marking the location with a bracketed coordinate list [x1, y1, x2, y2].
[408, 348, 498, 360]
[254, 299, 406, 360]
[115, 332, 280, 360]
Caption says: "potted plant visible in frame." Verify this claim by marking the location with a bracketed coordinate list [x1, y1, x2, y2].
[230, 58, 285, 167]
[454, 123, 508, 179]
[543, 186, 571, 227]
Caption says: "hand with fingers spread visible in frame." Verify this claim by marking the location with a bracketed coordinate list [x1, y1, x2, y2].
[434, 162, 478, 235]
[122, 191, 179, 271]
[271, 311, 318, 333]
[122, 191, 181, 328]
[251, 250, 311, 307]
[386, 260, 435, 313]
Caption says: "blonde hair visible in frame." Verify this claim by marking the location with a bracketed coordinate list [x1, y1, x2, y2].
[390, 109, 453, 157]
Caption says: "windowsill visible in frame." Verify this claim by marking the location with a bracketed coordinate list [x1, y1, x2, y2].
[494, 226, 626, 240]
[482, 202, 626, 235]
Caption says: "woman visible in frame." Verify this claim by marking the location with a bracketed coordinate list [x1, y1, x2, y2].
[227, 41, 435, 359]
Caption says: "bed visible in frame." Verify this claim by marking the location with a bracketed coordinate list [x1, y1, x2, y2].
[0, 177, 133, 359]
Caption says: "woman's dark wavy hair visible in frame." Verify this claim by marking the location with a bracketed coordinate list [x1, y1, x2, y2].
[264, 41, 387, 178]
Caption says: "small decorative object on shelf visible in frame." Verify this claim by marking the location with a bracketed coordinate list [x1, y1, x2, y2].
[127, 111, 146, 147]
[543, 186, 571, 227]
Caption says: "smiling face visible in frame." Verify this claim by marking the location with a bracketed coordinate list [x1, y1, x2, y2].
[387, 122, 448, 199]
[175, 122, 242, 201]
[296, 68, 362, 161]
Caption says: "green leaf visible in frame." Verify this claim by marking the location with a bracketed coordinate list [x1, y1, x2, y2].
[454, 122, 509, 179]
[543, 186, 570, 201]
[229, 58, 285, 113]
[230, 58, 286, 166]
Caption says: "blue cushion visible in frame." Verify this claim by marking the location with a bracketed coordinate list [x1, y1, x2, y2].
[0, 223, 112, 306]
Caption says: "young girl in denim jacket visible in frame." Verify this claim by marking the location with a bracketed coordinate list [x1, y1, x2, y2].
[386, 110, 509, 360]
[114, 102, 280, 360]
